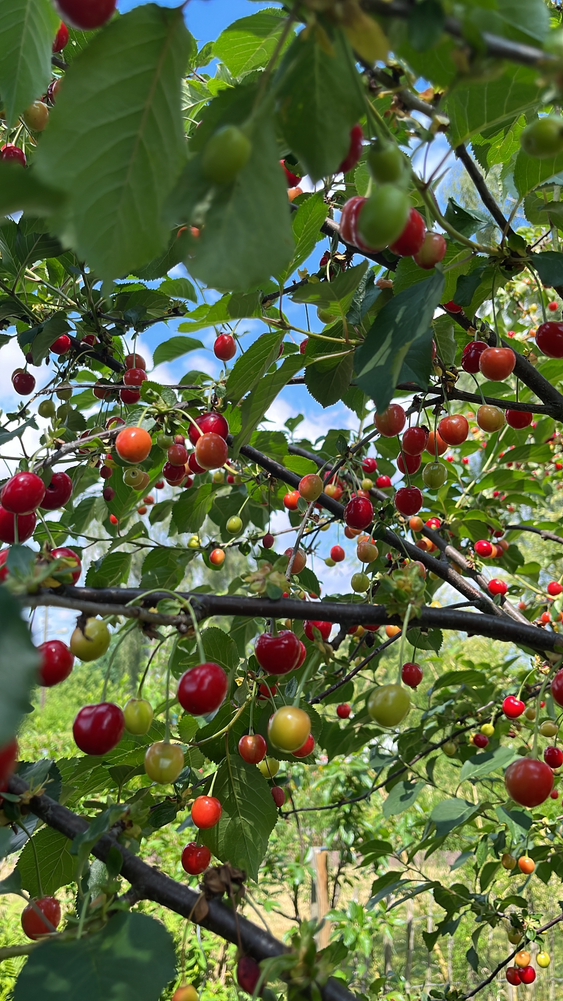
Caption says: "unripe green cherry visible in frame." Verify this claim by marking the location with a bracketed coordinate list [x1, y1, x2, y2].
[188, 536, 200, 549]
[521, 117, 563, 159]
[367, 684, 411, 727]
[123, 698, 154, 735]
[38, 400, 56, 418]
[351, 572, 370, 592]
[202, 125, 252, 185]
[227, 515, 243, 534]
[56, 382, 73, 401]
[367, 140, 406, 184]
[123, 467, 147, 489]
[358, 186, 411, 251]
[423, 461, 447, 488]
[317, 308, 335, 324]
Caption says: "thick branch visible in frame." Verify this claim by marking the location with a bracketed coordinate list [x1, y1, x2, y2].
[34, 587, 563, 656]
[454, 145, 515, 238]
[6, 777, 354, 1001]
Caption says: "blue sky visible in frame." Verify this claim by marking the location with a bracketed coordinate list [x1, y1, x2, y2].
[117, 0, 279, 42]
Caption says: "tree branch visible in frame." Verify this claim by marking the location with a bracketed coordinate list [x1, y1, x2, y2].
[6, 777, 355, 1001]
[28, 587, 563, 656]
[454, 145, 516, 238]
[505, 524, 563, 546]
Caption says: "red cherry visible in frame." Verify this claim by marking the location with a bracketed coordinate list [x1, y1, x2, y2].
[0, 508, 36, 544]
[21, 897, 61, 940]
[503, 696, 526, 719]
[551, 789, 560, 798]
[338, 124, 364, 173]
[238, 734, 267, 764]
[263, 533, 275, 549]
[551, 669, 563, 707]
[330, 545, 345, 562]
[401, 662, 423, 688]
[181, 842, 211, 875]
[191, 795, 222, 829]
[50, 334, 72, 355]
[397, 453, 421, 475]
[123, 367, 148, 387]
[293, 734, 315, 758]
[362, 457, 378, 474]
[544, 746, 563, 769]
[38, 640, 74, 687]
[489, 578, 508, 596]
[297, 641, 307, 668]
[506, 969, 521, 986]
[194, 432, 228, 470]
[536, 321, 563, 358]
[163, 462, 186, 485]
[344, 496, 374, 530]
[304, 620, 332, 642]
[375, 404, 406, 437]
[519, 967, 536, 985]
[438, 414, 469, 446]
[271, 786, 286, 807]
[52, 23, 69, 51]
[505, 757, 554, 807]
[376, 475, 392, 489]
[402, 426, 429, 455]
[177, 663, 228, 716]
[395, 487, 423, 516]
[214, 334, 237, 361]
[11, 370, 35, 395]
[0, 740, 18, 789]
[1, 145, 27, 167]
[339, 197, 373, 253]
[255, 631, 301, 675]
[237, 956, 261, 995]
[281, 160, 301, 187]
[50, 547, 81, 584]
[73, 703, 125, 755]
[548, 581, 563, 597]
[426, 517, 441, 530]
[1, 473, 45, 515]
[337, 704, 351, 719]
[473, 733, 489, 749]
[506, 410, 533, 429]
[461, 341, 488, 375]
[54, 0, 116, 30]
[124, 353, 146, 370]
[40, 472, 73, 511]
[413, 232, 447, 269]
[188, 413, 229, 445]
[444, 301, 463, 314]
[299, 339, 308, 354]
[475, 540, 493, 558]
[167, 444, 189, 466]
[479, 347, 516, 381]
[283, 490, 300, 511]
[389, 209, 426, 257]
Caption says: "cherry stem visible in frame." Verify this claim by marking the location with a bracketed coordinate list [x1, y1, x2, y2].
[76, 889, 91, 940]
[183, 600, 206, 664]
[164, 636, 177, 744]
[137, 636, 167, 698]
[532, 675, 551, 759]
[101, 623, 135, 702]
[249, 678, 257, 734]
[397, 603, 413, 682]
[293, 652, 320, 707]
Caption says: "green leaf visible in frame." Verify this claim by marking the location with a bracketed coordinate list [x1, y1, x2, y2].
[433, 314, 456, 367]
[199, 756, 278, 880]
[408, 0, 445, 52]
[140, 548, 189, 590]
[0, 0, 59, 126]
[444, 67, 542, 147]
[35, 6, 192, 279]
[0, 588, 39, 746]
[460, 746, 519, 783]
[17, 828, 75, 898]
[383, 780, 424, 818]
[171, 483, 214, 534]
[283, 193, 329, 279]
[495, 804, 533, 840]
[152, 336, 204, 367]
[13, 912, 176, 1001]
[479, 860, 500, 892]
[444, 198, 485, 237]
[0, 164, 66, 219]
[354, 269, 445, 412]
[531, 251, 563, 288]
[225, 332, 284, 405]
[85, 552, 132, 588]
[202, 626, 239, 671]
[232, 355, 304, 454]
[305, 350, 354, 407]
[514, 146, 563, 198]
[214, 10, 289, 77]
[369, 871, 406, 905]
[185, 104, 294, 292]
[158, 276, 197, 302]
[276, 28, 364, 181]
[431, 798, 479, 836]
[397, 328, 434, 390]
[291, 262, 368, 317]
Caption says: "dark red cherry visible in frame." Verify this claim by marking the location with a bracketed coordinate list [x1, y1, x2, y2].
[38, 640, 74, 687]
[255, 631, 302, 675]
[73, 703, 125, 755]
[40, 472, 73, 510]
[177, 663, 228, 716]
[1, 472, 45, 515]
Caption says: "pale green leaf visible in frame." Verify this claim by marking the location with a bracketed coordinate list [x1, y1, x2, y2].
[445, 67, 542, 147]
[0, 164, 65, 219]
[225, 332, 284, 405]
[17, 828, 75, 898]
[213, 10, 290, 77]
[232, 354, 303, 454]
[153, 336, 204, 366]
[0, 588, 39, 746]
[35, 6, 193, 279]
